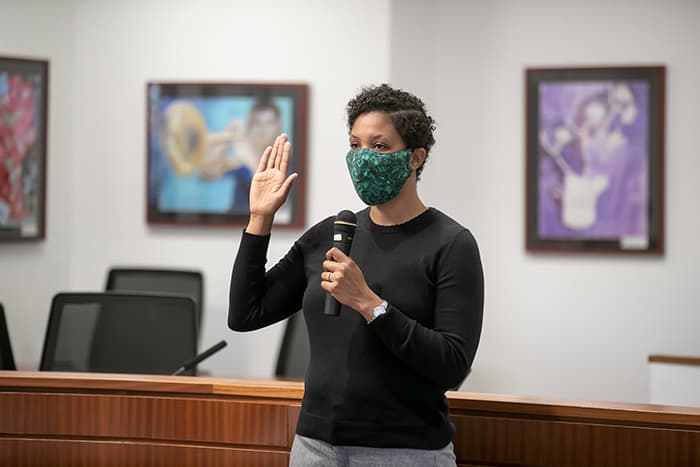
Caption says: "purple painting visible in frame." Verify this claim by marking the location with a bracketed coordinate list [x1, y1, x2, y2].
[537, 80, 649, 243]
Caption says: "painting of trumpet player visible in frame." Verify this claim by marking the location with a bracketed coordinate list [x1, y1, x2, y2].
[146, 82, 308, 228]
[525, 67, 665, 254]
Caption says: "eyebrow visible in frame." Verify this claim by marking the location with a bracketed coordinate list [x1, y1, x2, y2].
[349, 133, 387, 140]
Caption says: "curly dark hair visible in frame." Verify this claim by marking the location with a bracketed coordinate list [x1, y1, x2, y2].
[346, 83, 436, 180]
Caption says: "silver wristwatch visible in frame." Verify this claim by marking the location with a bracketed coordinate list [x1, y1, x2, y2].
[372, 300, 389, 320]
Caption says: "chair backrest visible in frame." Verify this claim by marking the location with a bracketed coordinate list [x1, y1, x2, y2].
[0, 303, 17, 370]
[105, 268, 204, 341]
[274, 312, 309, 380]
[40, 292, 198, 375]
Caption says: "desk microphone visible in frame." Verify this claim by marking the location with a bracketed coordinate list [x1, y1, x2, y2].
[171, 340, 227, 376]
[323, 210, 357, 316]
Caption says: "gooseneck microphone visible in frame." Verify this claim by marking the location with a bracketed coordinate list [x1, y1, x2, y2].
[171, 340, 227, 376]
[323, 210, 357, 316]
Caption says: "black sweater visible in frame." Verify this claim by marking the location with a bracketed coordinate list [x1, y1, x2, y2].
[228, 207, 484, 449]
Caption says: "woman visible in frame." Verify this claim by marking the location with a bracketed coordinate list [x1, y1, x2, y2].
[228, 84, 484, 467]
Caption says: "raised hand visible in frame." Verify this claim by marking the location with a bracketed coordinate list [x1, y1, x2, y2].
[246, 134, 298, 235]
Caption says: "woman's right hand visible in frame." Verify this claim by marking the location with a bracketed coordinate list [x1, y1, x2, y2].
[245, 134, 298, 235]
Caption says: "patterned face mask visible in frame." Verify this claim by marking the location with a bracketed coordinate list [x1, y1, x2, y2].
[345, 148, 412, 206]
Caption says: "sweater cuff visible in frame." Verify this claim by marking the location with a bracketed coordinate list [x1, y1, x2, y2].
[367, 304, 405, 332]
[367, 305, 418, 360]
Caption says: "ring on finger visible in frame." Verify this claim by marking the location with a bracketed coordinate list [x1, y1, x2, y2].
[327, 271, 332, 282]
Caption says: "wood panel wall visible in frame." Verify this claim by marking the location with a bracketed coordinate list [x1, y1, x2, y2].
[2, 372, 699, 466]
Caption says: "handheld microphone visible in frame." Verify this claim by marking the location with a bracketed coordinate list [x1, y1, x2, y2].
[324, 210, 357, 316]
[171, 340, 227, 376]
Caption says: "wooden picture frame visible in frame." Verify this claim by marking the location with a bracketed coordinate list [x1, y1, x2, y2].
[146, 82, 308, 229]
[525, 66, 665, 254]
[0, 56, 49, 242]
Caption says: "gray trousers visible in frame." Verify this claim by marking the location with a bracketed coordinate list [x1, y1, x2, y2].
[289, 434, 457, 467]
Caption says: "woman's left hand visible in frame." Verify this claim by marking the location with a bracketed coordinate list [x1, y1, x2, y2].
[321, 248, 383, 322]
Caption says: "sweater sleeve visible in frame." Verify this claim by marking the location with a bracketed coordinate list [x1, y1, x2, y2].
[368, 229, 484, 389]
[228, 231, 308, 331]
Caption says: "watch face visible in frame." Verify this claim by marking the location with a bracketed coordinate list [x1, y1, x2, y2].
[373, 301, 388, 318]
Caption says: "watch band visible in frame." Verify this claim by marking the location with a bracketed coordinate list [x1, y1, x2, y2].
[372, 300, 389, 320]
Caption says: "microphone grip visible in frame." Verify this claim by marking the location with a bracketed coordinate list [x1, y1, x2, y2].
[323, 238, 352, 316]
[323, 291, 341, 316]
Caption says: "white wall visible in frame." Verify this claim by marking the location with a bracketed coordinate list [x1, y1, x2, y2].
[67, 0, 389, 377]
[0, 0, 75, 369]
[2, 0, 700, 405]
[650, 361, 700, 407]
[392, 0, 700, 403]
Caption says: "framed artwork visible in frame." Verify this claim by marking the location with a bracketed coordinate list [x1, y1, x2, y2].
[525, 66, 665, 254]
[146, 82, 308, 228]
[0, 56, 49, 242]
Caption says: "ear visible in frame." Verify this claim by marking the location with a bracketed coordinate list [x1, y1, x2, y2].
[410, 148, 427, 171]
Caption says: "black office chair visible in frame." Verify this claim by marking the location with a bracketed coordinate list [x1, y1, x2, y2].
[105, 267, 204, 343]
[274, 312, 310, 380]
[0, 303, 17, 370]
[39, 292, 198, 375]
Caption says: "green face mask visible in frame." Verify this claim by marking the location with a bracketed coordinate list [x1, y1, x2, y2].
[345, 148, 412, 206]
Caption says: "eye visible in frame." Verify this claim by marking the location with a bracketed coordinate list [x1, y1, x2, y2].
[349, 142, 359, 150]
[373, 143, 387, 151]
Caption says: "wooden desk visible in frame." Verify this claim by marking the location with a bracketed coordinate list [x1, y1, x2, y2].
[2, 371, 699, 466]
